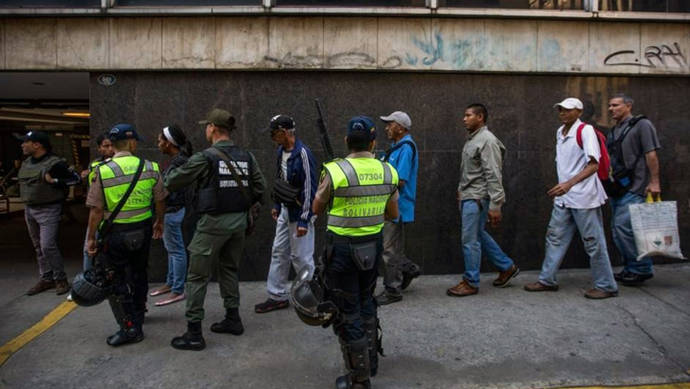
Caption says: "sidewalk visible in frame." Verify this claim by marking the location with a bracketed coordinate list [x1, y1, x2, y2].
[1, 264, 689, 389]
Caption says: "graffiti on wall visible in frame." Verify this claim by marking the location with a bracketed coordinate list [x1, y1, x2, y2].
[604, 42, 688, 69]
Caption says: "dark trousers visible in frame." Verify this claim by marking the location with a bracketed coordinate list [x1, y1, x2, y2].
[102, 221, 152, 328]
[326, 233, 381, 342]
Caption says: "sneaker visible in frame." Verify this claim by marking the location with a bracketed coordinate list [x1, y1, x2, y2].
[446, 280, 478, 297]
[66, 293, 73, 302]
[584, 288, 618, 299]
[375, 291, 402, 306]
[26, 279, 55, 296]
[493, 264, 520, 287]
[400, 264, 421, 290]
[614, 270, 632, 282]
[620, 272, 653, 286]
[254, 298, 289, 313]
[55, 279, 71, 295]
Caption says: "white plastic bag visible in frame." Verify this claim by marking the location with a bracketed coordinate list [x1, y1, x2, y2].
[629, 195, 686, 261]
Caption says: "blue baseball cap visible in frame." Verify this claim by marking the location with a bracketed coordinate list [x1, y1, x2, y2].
[108, 123, 140, 141]
[347, 116, 376, 141]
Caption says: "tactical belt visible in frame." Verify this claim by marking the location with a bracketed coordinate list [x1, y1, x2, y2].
[327, 231, 382, 244]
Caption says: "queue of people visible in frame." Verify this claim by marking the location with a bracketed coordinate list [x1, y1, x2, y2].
[16, 93, 663, 388]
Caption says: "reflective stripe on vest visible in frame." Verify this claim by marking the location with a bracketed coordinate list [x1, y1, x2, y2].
[324, 158, 398, 237]
[98, 156, 159, 224]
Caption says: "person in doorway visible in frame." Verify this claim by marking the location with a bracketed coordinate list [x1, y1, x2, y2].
[18, 131, 79, 296]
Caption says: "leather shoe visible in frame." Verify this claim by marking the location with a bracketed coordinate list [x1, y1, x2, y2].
[493, 264, 520, 287]
[446, 280, 478, 297]
[584, 288, 618, 299]
[55, 279, 70, 295]
[375, 291, 402, 306]
[106, 328, 143, 347]
[26, 279, 55, 296]
[523, 281, 559, 292]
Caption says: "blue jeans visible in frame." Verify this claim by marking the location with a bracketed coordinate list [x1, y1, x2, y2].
[163, 207, 187, 294]
[461, 199, 514, 288]
[610, 192, 653, 275]
[538, 204, 618, 292]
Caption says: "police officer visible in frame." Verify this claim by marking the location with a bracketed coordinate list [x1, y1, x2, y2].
[85, 124, 166, 346]
[166, 108, 265, 351]
[312, 116, 399, 389]
[18, 130, 80, 296]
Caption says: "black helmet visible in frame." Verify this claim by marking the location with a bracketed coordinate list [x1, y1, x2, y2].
[71, 269, 110, 307]
[290, 267, 337, 327]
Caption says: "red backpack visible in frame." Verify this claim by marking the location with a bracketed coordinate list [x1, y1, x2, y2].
[575, 122, 610, 181]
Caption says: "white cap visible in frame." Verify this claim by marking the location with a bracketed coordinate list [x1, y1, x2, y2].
[379, 111, 411, 130]
[554, 97, 583, 110]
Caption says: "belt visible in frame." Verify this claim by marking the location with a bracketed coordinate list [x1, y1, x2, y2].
[327, 231, 381, 244]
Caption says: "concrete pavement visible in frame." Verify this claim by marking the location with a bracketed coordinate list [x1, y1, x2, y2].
[1, 264, 689, 389]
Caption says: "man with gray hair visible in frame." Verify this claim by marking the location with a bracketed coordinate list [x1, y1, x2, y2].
[376, 111, 421, 305]
[255, 115, 317, 313]
[606, 93, 661, 286]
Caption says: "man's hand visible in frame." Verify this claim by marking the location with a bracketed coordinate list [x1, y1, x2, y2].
[80, 169, 89, 179]
[646, 181, 661, 198]
[271, 208, 279, 221]
[296, 226, 307, 237]
[87, 238, 97, 256]
[153, 219, 163, 239]
[44, 172, 55, 184]
[488, 209, 502, 228]
[456, 190, 462, 203]
[547, 182, 573, 198]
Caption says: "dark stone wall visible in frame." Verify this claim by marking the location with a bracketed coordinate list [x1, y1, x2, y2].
[89, 72, 690, 281]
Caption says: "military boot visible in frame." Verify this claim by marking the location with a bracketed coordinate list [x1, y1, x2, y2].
[171, 321, 206, 351]
[106, 323, 143, 347]
[335, 337, 371, 389]
[210, 307, 244, 335]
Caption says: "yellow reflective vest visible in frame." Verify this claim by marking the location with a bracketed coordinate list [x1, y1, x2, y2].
[323, 157, 398, 237]
[98, 155, 159, 224]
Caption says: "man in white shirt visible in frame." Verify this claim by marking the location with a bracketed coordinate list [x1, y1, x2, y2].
[524, 98, 618, 299]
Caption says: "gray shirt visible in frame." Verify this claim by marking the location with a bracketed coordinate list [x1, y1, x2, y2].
[457, 126, 506, 211]
[610, 115, 661, 197]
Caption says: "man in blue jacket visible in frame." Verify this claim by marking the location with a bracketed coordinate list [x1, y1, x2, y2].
[376, 111, 421, 305]
[255, 115, 318, 313]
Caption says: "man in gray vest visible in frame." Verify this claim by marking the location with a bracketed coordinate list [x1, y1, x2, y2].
[17, 131, 78, 295]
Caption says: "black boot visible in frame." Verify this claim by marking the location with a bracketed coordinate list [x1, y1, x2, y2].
[210, 307, 244, 335]
[335, 337, 371, 389]
[106, 325, 143, 347]
[171, 321, 206, 351]
[362, 317, 383, 377]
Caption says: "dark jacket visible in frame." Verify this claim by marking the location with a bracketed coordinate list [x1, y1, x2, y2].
[162, 152, 189, 212]
[273, 139, 317, 228]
